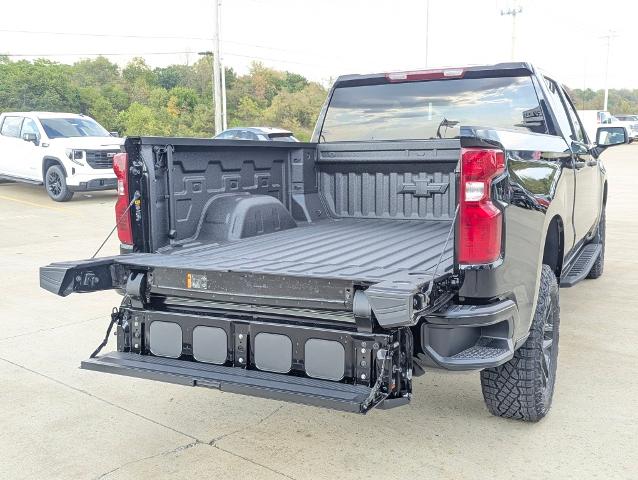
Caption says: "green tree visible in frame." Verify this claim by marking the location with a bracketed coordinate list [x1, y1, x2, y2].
[72, 56, 120, 87]
[0, 55, 329, 140]
[264, 83, 326, 140]
[154, 64, 191, 90]
[0, 59, 81, 111]
[118, 103, 170, 136]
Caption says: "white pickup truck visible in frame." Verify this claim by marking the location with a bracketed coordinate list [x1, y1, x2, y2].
[0, 112, 123, 201]
[577, 109, 638, 144]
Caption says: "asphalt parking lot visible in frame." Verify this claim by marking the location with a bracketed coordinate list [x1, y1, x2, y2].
[1, 146, 637, 480]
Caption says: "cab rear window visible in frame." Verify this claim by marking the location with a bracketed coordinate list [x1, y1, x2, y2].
[320, 76, 547, 142]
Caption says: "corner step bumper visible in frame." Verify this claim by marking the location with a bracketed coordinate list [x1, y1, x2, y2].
[421, 300, 518, 370]
[560, 243, 601, 287]
[82, 352, 390, 413]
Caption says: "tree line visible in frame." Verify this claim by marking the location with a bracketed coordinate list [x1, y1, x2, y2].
[0, 55, 327, 141]
[569, 88, 638, 115]
[2, 55, 638, 141]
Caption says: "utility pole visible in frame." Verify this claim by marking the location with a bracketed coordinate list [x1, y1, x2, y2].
[219, 0, 227, 130]
[425, 0, 430, 67]
[601, 30, 617, 112]
[212, 0, 224, 135]
[500, 5, 522, 61]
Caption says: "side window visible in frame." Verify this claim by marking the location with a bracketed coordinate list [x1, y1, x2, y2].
[0, 116, 24, 138]
[21, 118, 40, 140]
[237, 130, 255, 140]
[543, 77, 573, 139]
[560, 88, 587, 143]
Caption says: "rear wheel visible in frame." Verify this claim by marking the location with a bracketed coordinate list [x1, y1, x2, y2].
[45, 164, 73, 202]
[480, 265, 560, 422]
[587, 209, 605, 279]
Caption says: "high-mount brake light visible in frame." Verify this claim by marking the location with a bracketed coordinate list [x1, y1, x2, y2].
[458, 148, 505, 265]
[113, 153, 133, 245]
[385, 68, 465, 82]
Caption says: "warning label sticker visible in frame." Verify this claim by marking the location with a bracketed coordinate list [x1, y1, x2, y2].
[186, 273, 208, 289]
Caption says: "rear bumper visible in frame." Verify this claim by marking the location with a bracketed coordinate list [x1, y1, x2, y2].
[420, 299, 519, 370]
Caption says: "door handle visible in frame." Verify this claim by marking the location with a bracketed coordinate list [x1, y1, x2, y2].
[574, 161, 586, 170]
[586, 159, 598, 167]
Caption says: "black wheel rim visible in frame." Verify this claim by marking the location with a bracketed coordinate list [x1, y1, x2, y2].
[540, 297, 557, 393]
[47, 171, 62, 196]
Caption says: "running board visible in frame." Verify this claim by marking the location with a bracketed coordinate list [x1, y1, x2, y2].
[81, 352, 390, 413]
[0, 173, 42, 185]
[560, 243, 602, 287]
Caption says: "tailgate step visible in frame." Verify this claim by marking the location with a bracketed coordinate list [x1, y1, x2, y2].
[81, 352, 379, 413]
[560, 243, 601, 287]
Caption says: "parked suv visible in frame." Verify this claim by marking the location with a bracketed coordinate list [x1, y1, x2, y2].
[214, 127, 299, 142]
[0, 112, 123, 201]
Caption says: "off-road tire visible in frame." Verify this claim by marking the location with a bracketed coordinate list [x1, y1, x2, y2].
[587, 209, 605, 279]
[480, 265, 560, 422]
[45, 164, 74, 202]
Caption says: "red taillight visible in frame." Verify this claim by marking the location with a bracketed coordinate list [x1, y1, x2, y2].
[458, 148, 505, 265]
[113, 153, 133, 245]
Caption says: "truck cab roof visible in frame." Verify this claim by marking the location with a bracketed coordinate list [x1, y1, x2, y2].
[334, 62, 537, 87]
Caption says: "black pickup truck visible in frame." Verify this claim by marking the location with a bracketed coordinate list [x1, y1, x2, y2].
[40, 63, 626, 421]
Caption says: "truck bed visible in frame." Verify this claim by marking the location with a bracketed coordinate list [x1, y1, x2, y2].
[119, 217, 454, 284]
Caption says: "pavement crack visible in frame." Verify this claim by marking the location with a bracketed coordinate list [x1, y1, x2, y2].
[0, 355, 203, 443]
[209, 404, 284, 445]
[212, 444, 297, 480]
[93, 440, 200, 479]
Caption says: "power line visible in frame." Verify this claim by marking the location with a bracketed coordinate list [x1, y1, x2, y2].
[0, 28, 213, 41]
[223, 51, 328, 67]
[0, 28, 332, 58]
[1, 51, 198, 57]
[1, 50, 331, 68]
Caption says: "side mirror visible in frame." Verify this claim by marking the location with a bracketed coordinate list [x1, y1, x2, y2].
[109, 131, 120, 137]
[596, 126, 627, 147]
[22, 132, 39, 145]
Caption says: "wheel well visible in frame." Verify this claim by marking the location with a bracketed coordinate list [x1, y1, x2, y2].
[543, 216, 564, 278]
[603, 181, 608, 207]
[42, 157, 67, 179]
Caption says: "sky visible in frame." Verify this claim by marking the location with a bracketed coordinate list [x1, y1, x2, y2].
[1, 0, 636, 90]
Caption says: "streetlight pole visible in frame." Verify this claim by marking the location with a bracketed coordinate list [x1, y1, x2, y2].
[425, 0, 430, 67]
[212, 0, 223, 135]
[219, 0, 227, 130]
[601, 30, 617, 112]
[500, 5, 522, 61]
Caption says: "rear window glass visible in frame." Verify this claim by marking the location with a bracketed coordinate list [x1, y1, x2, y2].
[1, 116, 23, 138]
[320, 76, 547, 142]
[270, 135, 297, 142]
